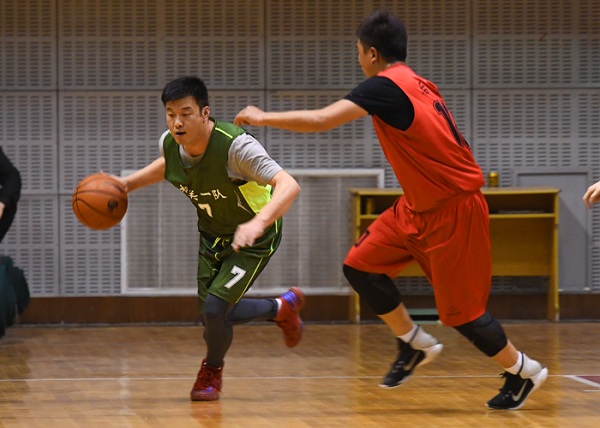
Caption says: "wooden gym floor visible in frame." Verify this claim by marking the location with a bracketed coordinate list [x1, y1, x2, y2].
[1, 321, 599, 427]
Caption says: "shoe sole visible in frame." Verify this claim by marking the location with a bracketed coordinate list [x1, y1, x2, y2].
[379, 343, 444, 389]
[485, 367, 549, 410]
[191, 394, 220, 401]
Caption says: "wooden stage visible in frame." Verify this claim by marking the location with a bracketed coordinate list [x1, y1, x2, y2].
[1, 321, 599, 427]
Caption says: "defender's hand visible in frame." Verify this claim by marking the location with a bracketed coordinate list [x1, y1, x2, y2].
[234, 105, 265, 127]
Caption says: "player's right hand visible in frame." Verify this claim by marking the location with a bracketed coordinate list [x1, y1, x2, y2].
[234, 105, 265, 127]
[583, 181, 600, 208]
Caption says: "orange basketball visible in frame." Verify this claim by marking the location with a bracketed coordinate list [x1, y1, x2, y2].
[72, 173, 128, 230]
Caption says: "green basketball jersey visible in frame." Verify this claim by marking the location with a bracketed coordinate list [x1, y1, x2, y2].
[163, 119, 273, 238]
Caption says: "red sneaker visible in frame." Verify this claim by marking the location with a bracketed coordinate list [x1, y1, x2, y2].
[190, 359, 223, 401]
[274, 287, 305, 347]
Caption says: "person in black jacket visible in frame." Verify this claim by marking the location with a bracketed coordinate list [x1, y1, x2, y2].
[0, 147, 21, 242]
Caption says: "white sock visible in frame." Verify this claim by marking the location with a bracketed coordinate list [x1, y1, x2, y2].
[275, 298, 282, 312]
[398, 325, 418, 343]
[505, 352, 542, 377]
[398, 325, 437, 349]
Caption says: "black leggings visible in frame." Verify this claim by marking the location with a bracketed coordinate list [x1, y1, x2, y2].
[202, 294, 278, 366]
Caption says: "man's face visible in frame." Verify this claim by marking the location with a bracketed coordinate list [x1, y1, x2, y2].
[165, 96, 209, 146]
[356, 39, 378, 78]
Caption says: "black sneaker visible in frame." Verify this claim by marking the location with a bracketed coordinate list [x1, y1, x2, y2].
[486, 367, 548, 410]
[379, 336, 443, 388]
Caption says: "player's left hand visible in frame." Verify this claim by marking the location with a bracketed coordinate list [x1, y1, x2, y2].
[234, 105, 264, 127]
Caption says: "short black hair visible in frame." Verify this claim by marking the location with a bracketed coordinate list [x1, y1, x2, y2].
[357, 10, 408, 63]
[161, 76, 209, 108]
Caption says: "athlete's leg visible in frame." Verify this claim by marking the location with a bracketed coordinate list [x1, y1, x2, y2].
[427, 192, 547, 409]
[202, 294, 234, 367]
[453, 313, 526, 373]
[426, 193, 540, 373]
[216, 247, 304, 347]
[343, 264, 442, 388]
[344, 204, 423, 335]
[453, 311, 547, 409]
[342, 264, 412, 334]
[492, 341, 519, 367]
[204, 227, 303, 347]
[191, 293, 230, 402]
[344, 201, 440, 334]
[453, 311, 520, 367]
[421, 192, 492, 326]
[343, 203, 442, 387]
[454, 311, 508, 356]
[378, 303, 413, 335]
[192, 228, 292, 401]
[192, 234, 280, 401]
[203, 234, 277, 323]
[201, 294, 282, 364]
[227, 298, 278, 324]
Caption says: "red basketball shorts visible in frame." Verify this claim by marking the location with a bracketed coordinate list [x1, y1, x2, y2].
[345, 191, 492, 327]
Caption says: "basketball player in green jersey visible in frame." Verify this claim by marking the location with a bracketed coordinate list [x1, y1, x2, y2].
[117, 76, 304, 402]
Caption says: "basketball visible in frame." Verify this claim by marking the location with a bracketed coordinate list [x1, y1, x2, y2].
[72, 173, 128, 230]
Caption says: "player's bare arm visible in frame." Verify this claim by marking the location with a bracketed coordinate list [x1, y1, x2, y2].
[120, 156, 166, 193]
[234, 99, 368, 132]
[232, 170, 300, 252]
[583, 180, 600, 208]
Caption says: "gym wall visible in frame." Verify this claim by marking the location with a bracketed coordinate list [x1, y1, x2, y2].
[0, 0, 598, 320]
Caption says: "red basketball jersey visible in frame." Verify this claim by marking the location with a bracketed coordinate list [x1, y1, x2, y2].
[373, 64, 484, 212]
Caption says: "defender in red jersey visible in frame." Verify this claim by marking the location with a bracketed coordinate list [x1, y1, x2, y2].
[235, 10, 547, 410]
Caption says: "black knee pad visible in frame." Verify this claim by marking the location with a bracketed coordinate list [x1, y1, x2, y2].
[454, 312, 508, 357]
[343, 264, 401, 315]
